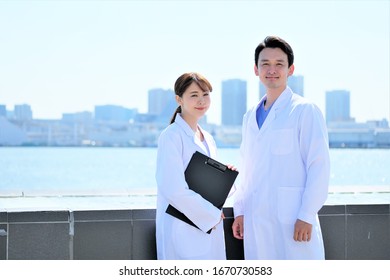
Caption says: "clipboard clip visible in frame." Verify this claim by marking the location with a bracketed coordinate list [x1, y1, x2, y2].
[205, 158, 227, 172]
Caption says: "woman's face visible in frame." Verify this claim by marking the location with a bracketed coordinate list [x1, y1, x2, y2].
[176, 81, 210, 121]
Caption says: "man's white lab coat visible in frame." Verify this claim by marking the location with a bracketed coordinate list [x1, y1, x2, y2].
[234, 87, 330, 259]
[155, 114, 225, 260]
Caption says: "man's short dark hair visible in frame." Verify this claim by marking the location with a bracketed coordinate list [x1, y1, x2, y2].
[255, 36, 294, 67]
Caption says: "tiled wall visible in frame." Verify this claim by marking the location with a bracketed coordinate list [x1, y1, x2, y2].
[0, 205, 389, 260]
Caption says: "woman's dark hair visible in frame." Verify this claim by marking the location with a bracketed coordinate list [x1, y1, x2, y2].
[254, 35, 294, 67]
[169, 72, 213, 124]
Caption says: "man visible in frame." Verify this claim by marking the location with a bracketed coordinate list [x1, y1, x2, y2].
[232, 36, 330, 259]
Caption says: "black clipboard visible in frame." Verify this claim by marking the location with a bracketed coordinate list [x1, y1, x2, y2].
[166, 151, 238, 233]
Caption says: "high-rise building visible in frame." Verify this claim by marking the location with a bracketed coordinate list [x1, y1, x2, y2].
[14, 104, 33, 121]
[326, 90, 351, 124]
[148, 88, 177, 123]
[0, 105, 6, 117]
[148, 88, 175, 115]
[288, 75, 304, 96]
[259, 82, 266, 100]
[259, 75, 304, 100]
[221, 79, 247, 126]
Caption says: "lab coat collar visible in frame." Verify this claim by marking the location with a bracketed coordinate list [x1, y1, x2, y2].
[174, 114, 196, 137]
[250, 87, 293, 133]
[272, 86, 293, 111]
[174, 114, 215, 157]
[174, 114, 210, 143]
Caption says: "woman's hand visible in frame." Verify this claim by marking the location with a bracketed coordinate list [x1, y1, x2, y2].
[226, 164, 238, 172]
[213, 212, 225, 230]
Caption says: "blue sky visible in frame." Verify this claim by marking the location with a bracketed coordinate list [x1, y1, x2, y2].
[0, 0, 389, 124]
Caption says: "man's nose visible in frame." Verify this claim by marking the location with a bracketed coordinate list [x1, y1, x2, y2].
[268, 66, 276, 74]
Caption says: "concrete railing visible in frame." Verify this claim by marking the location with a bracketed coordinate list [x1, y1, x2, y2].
[0, 204, 389, 260]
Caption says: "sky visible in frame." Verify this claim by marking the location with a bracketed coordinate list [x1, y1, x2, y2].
[0, 0, 389, 125]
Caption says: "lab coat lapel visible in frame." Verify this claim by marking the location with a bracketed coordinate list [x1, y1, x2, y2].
[175, 114, 195, 138]
[258, 107, 276, 135]
[175, 114, 213, 157]
[201, 127, 216, 158]
[258, 87, 292, 135]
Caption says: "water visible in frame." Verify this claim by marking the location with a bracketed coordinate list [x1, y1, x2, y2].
[0, 147, 158, 196]
[0, 147, 389, 210]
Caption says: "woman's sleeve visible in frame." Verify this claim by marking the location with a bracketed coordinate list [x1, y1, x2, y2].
[156, 130, 221, 232]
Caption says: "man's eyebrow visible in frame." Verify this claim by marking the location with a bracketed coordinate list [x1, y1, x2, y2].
[260, 58, 286, 62]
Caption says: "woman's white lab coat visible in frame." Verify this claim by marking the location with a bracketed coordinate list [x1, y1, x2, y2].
[155, 114, 226, 260]
[234, 87, 330, 260]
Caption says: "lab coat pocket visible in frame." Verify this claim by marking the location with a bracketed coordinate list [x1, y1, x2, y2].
[173, 220, 211, 259]
[270, 129, 294, 155]
[277, 186, 303, 224]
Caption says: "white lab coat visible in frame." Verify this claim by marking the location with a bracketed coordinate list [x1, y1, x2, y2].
[234, 87, 330, 260]
[155, 114, 226, 260]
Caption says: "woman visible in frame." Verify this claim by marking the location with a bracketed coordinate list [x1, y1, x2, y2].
[155, 72, 228, 260]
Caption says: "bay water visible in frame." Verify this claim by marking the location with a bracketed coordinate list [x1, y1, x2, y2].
[0, 147, 389, 210]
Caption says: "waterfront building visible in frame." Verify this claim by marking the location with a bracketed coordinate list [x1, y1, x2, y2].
[14, 104, 33, 121]
[62, 111, 94, 123]
[94, 105, 136, 123]
[326, 90, 351, 124]
[327, 119, 390, 148]
[0, 117, 27, 145]
[221, 79, 247, 126]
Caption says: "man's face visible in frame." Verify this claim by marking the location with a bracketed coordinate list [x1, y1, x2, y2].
[255, 47, 294, 91]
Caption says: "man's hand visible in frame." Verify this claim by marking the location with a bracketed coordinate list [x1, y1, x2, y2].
[294, 219, 312, 242]
[232, 215, 244, 239]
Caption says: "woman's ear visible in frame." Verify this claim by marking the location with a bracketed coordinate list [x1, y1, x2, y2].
[175, 95, 182, 105]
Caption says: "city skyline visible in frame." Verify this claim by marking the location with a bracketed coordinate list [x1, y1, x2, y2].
[4, 75, 390, 125]
[0, 0, 389, 125]
[2, 74, 390, 125]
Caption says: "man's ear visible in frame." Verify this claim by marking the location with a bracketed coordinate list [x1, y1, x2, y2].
[288, 64, 295, 76]
[254, 64, 259, 76]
